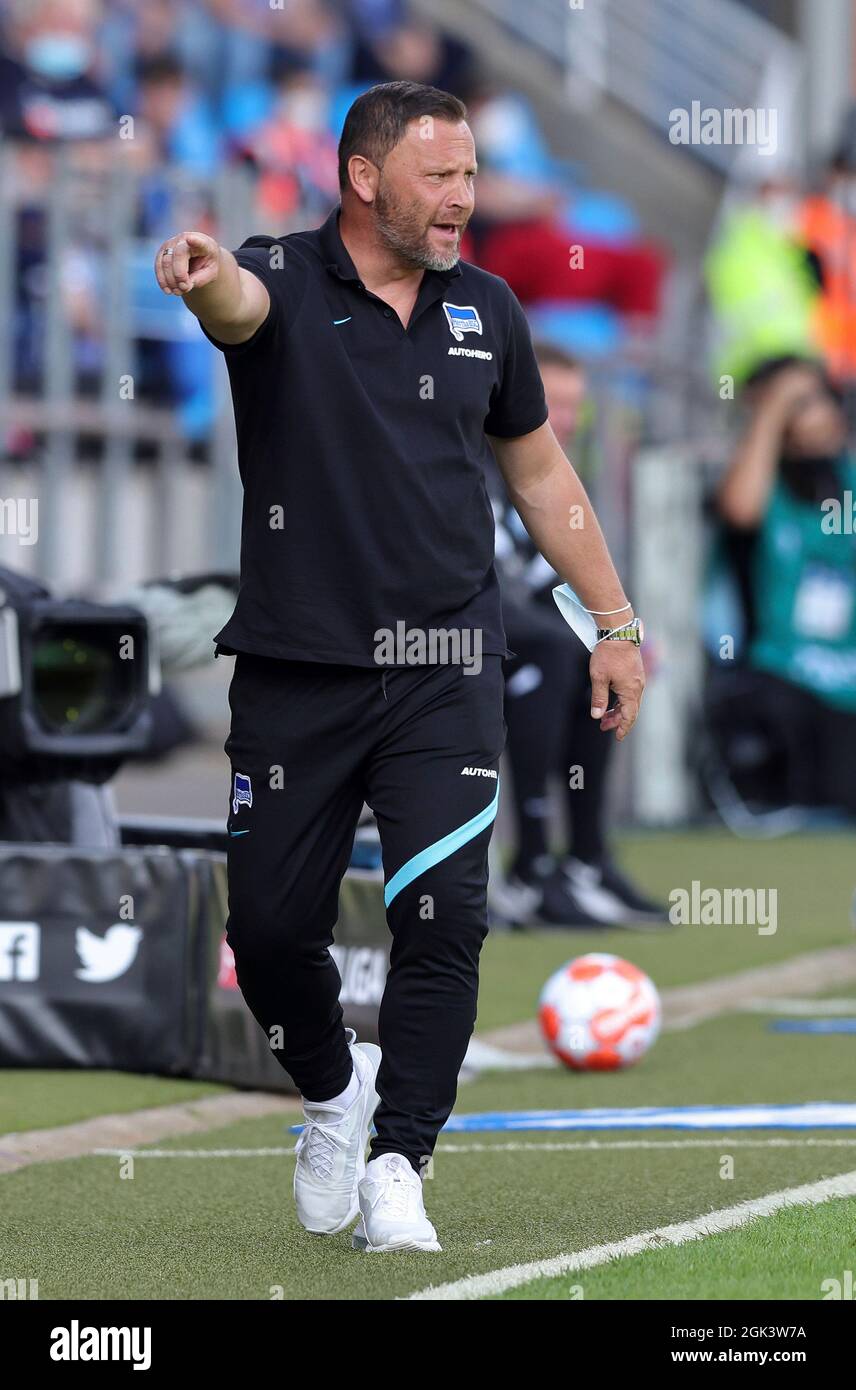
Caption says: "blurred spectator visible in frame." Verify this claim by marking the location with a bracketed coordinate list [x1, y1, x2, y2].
[707, 108, 856, 394]
[350, 13, 472, 94]
[491, 344, 667, 927]
[705, 178, 821, 388]
[240, 55, 339, 225]
[0, 0, 114, 143]
[206, 0, 350, 115]
[799, 137, 856, 386]
[102, 0, 350, 142]
[463, 79, 664, 357]
[461, 79, 564, 233]
[479, 214, 664, 336]
[714, 357, 856, 816]
[0, 0, 660, 450]
[100, 0, 198, 117]
[126, 54, 221, 434]
[347, 0, 407, 39]
[0, 0, 116, 395]
[132, 53, 221, 180]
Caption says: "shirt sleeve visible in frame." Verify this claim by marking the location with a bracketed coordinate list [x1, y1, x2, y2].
[484, 286, 549, 438]
[199, 235, 305, 354]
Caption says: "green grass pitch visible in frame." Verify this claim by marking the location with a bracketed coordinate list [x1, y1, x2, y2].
[2, 830, 855, 1300]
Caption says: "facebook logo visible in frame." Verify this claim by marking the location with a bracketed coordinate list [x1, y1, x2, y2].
[0, 923, 40, 982]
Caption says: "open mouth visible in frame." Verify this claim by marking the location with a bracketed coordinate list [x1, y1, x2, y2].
[432, 223, 460, 239]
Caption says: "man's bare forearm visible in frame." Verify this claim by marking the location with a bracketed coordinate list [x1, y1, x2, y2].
[493, 424, 631, 623]
[717, 407, 784, 528]
[154, 231, 270, 344]
[718, 363, 825, 528]
[182, 246, 241, 320]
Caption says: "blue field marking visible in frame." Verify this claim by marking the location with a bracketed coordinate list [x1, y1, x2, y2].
[289, 1102, 856, 1136]
[436, 1103, 856, 1131]
[383, 783, 500, 907]
[770, 1020, 856, 1034]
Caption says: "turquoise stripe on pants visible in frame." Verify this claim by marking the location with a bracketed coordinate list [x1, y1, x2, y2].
[383, 781, 500, 908]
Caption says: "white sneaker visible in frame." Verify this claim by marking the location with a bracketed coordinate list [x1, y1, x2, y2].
[353, 1153, 441, 1252]
[294, 1031, 381, 1235]
[488, 871, 542, 927]
[562, 856, 627, 924]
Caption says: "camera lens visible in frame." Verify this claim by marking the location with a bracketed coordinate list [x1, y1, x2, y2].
[30, 625, 136, 735]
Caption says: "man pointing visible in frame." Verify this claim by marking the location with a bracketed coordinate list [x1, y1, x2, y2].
[154, 80, 645, 1253]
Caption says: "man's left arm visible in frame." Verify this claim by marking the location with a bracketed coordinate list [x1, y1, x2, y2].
[489, 420, 644, 741]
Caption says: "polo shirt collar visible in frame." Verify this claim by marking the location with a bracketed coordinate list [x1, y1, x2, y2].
[319, 203, 463, 285]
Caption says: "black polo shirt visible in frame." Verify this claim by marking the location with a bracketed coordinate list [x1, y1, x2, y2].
[204, 204, 548, 666]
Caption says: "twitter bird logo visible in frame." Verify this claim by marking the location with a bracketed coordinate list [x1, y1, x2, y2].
[75, 924, 143, 983]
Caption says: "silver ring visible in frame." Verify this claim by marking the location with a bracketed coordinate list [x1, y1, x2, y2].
[162, 248, 174, 257]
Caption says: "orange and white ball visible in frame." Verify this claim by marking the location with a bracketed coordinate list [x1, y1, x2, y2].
[538, 952, 661, 1071]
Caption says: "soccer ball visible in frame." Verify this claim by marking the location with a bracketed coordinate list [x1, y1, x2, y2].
[538, 952, 661, 1071]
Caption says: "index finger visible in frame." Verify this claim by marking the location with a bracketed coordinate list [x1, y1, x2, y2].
[171, 238, 192, 290]
[154, 242, 173, 293]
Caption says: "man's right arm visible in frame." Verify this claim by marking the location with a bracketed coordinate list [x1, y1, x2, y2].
[153, 230, 270, 345]
[717, 364, 821, 528]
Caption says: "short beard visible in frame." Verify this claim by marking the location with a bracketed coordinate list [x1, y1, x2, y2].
[373, 182, 462, 272]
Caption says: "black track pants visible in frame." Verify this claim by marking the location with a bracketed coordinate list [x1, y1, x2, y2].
[222, 653, 505, 1171]
[503, 600, 611, 871]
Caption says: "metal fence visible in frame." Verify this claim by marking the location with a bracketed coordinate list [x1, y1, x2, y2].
[0, 139, 722, 600]
[0, 144, 269, 595]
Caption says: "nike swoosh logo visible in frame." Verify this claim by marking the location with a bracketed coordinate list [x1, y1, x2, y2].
[333, 317, 352, 325]
[229, 829, 250, 837]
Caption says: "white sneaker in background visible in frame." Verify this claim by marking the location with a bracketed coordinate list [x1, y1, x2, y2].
[353, 1152, 441, 1252]
[561, 856, 628, 923]
[489, 871, 542, 926]
[294, 1031, 381, 1235]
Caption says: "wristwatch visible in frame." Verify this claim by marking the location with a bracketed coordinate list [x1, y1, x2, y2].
[595, 618, 644, 646]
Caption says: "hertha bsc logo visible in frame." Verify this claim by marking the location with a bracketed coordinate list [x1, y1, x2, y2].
[443, 302, 483, 342]
[232, 772, 253, 814]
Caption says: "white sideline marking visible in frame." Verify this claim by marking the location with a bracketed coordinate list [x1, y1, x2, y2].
[437, 1138, 856, 1152]
[0, 1092, 300, 1176]
[406, 1168, 856, 1300]
[93, 1147, 300, 1158]
[738, 996, 856, 1016]
[91, 1137, 856, 1159]
[442, 1101, 856, 1130]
